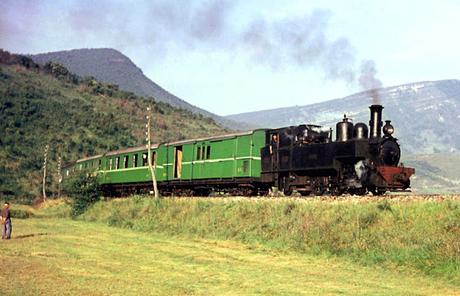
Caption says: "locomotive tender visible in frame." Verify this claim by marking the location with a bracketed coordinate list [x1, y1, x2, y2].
[65, 104, 414, 196]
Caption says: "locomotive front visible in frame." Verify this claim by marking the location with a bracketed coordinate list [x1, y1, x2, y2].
[361, 104, 414, 194]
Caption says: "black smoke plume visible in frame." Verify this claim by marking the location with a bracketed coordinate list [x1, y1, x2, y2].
[1, 1, 382, 99]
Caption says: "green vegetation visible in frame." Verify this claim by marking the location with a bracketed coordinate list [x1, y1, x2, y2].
[63, 172, 101, 216]
[0, 50, 226, 201]
[2, 208, 459, 295]
[80, 196, 460, 284]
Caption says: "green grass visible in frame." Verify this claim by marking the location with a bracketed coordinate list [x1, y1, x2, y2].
[80, 196, 460, 284]
[1, 216, 459, 295]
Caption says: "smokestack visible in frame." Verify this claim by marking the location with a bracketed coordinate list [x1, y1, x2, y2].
[369, 105, 383, 138]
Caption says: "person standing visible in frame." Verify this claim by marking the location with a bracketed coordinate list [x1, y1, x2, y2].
[2, 202, 12, 239]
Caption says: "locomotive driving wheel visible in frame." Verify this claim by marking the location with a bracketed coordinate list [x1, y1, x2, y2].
[311, 178, 325, 196]
[313, 186, 324, 196]
[280, 176, 293, 196]
[349, 187, 367, 196]
[330, 186, 344, 196]
[369, 186, 386, 196]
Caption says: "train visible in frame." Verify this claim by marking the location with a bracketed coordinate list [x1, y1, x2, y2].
[63, 104, 414, 196]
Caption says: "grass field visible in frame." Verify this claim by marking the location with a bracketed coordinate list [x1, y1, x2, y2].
[1, 214, 460, 295]
[81, 195, 460, 283]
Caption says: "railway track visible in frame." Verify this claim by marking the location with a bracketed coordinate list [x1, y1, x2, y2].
[161, 192, 460, 202]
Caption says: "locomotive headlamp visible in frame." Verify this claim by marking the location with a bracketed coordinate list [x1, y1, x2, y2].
[383, 120, 394, 136]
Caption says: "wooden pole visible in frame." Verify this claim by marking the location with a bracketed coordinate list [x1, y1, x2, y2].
[42, 144, 49, 202]
[146, 107, 159, 198]
[57, 156, 62, 198]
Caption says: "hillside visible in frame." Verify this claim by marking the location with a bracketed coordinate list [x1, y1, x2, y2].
[227, 80, 460, 154]
[30, 48, 247, 129]
[0, 50, 226, 200]
[403, 153, 460, 193]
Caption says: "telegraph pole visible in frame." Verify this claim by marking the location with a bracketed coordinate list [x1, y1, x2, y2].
[57, 156, 62, 198]
[42, 144, 49, 202]
[146, 107, 159, 198]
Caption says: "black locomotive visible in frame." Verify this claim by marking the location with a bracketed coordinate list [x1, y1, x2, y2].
[260, 104, 414, 195]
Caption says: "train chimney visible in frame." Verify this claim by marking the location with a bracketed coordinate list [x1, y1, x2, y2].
[369, 105, 383, 138]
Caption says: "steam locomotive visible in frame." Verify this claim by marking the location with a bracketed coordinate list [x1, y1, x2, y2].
[65, 104, 414, 196]
[261, 104, 414, 195]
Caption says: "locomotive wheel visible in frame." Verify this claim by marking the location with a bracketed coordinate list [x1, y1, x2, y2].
[280, 176, 293, 196]
[312, 186, 324, 196]
[282, 186, 293, 196]
[349, 187, 367, 196]
[369, 186, 386, 196]
[330, 185, 345, 196]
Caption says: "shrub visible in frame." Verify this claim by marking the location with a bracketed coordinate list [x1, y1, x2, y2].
[63, 171, 101, 217]
[10, 208, 33, 219]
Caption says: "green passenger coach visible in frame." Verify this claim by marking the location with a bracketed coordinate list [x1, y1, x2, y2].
[65, 129, 268, 195]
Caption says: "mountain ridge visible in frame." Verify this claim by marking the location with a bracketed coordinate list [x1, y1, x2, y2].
[30, 48, 247, 130]
[226, 79, 460, 154]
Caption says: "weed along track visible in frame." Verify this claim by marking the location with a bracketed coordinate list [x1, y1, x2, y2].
[158, 193, 460, 202]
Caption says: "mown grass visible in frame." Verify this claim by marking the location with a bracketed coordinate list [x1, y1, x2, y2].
[80, 196, 460, 284]
[1, 216, 459, 295]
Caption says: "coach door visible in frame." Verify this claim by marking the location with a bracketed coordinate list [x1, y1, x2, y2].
[174, 146, 183, 179]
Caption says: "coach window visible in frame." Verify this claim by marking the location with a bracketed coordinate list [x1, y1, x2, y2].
[206, 146, 211, 159]
[142, 153, 148, 166]
[133, 154, 138, 168]
[201, 145, 205, 160]
[98, 159, 102, 169]
[123, 155, 129, 169]
[197, 146, 201, 160]
[115, 157, 120, 170]
[109, 159, 113, 170]
[152, 151, 156, 166]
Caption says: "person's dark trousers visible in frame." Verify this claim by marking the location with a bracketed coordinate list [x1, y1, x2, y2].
[2, 220, 11, 239]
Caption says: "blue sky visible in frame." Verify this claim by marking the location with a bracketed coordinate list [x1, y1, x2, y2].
[1, 0, 459, 115]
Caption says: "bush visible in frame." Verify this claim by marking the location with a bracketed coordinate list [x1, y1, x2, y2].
[63, 171, 101, 217]
[10, 208, 34, 219]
